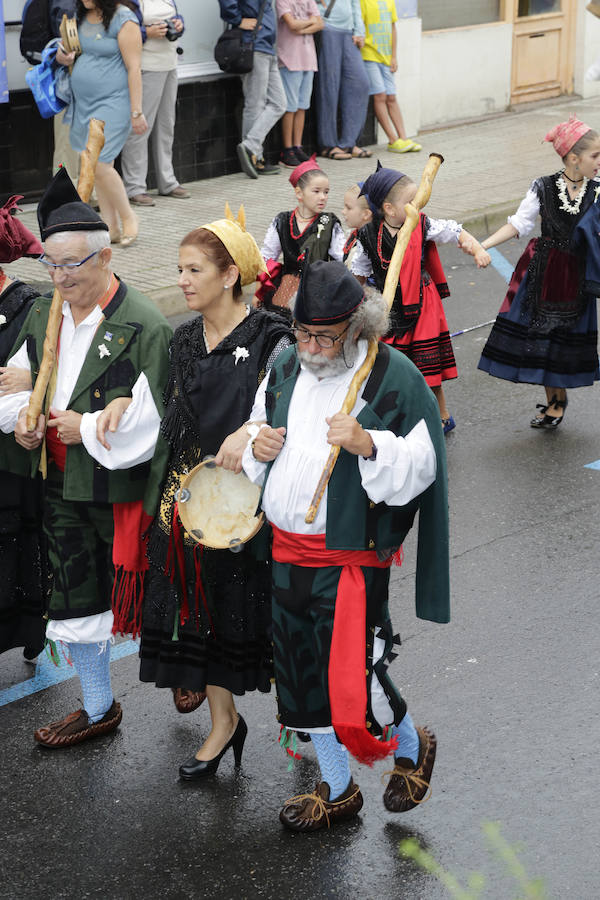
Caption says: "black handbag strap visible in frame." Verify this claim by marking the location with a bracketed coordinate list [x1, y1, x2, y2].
[322, 0, 338, 18]
[252, 0, 269, 36]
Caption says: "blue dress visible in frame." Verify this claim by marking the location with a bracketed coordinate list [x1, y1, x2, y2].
[69, 7, 139, 163]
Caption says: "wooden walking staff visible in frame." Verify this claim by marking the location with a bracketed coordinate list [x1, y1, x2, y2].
[305, 152, 444, 524]
[26, 118, 105, 433]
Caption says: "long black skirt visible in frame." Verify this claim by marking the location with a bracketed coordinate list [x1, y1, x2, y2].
[0, 470, 49, 655]
[139, 544, 273, 696]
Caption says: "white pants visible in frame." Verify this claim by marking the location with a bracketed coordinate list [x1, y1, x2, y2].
[121, 68, 179, 197]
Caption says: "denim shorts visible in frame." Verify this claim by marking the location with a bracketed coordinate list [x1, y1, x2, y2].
[364, 60, 396, 96]
[279, 67, 315, 112]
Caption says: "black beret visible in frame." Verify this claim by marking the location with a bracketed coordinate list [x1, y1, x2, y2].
[37, 167, 108, 242]
[360, 160, 406, 212]
[295, 260, 365, 325]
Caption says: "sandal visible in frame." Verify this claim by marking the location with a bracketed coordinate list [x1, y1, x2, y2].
[530, 394, 568, 429]
[347, 146, 373, 158]
[320, 147, 352, 160]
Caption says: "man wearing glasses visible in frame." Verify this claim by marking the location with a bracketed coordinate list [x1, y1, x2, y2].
[242, 260, 450, 831]
[0, 168, 171, 748]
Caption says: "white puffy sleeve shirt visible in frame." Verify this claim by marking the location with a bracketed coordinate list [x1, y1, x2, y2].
[242, 341, 437, 534]
[350, 216, 463, 278]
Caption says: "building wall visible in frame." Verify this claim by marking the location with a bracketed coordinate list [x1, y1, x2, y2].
[419, 23, 512, 127]
[576, 2, 600, 98]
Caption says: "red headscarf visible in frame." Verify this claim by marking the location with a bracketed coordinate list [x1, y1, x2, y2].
[0, 195, 43, 264]
[544, 115, 592, 158]
[289, 154, 322, 188]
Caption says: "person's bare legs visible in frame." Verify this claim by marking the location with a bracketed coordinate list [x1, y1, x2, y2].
[95, 161, 138, 240]
[373, 92, 400, 143]
[193, 685, 238, 761]
[432, 385, 450, 421]
[292, 109, 306, 147]
[281, 111, 294, 149]
[386, 94, 407, 141]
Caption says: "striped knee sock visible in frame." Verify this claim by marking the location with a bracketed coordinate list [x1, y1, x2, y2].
[311, 732, 352, 801]
[68, 642, 113, 723]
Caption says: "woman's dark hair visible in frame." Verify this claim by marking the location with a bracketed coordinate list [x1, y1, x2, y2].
[76, 0, 139, 30]
[180, 228, 243, 299]
[296, 168, 328, 191]
[564, 129, 600, 162]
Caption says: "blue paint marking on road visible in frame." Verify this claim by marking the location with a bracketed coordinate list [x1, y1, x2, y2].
[0, 639, 139, 708]
[488, 247, 514, 284]
[584, 460, 600, 470]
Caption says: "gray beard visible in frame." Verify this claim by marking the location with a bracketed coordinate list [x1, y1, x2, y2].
[298, 337, 360, 378]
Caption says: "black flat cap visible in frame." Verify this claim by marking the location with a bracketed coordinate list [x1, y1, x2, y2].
[295, 260, 365, 325]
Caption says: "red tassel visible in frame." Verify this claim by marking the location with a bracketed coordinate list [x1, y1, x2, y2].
[111, 567, 145, 639]
[334, 725, 398, 766]
[392, 546, 404, 567]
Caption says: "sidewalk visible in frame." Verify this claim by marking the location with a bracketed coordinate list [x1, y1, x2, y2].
[6, 93, 600, 317]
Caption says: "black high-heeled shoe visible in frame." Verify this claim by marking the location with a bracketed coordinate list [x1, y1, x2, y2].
[530, 393, 568, 429]
[178, 715, 247, 780]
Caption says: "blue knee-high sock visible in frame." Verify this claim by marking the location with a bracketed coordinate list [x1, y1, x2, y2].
[311, 732, 352, 801]
[68, 642, 113, 723]
[392, 712, 420, 766]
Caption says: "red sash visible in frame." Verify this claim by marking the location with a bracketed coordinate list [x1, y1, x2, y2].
[271, 525, 399, 766]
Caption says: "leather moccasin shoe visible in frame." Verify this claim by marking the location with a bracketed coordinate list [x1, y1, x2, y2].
[279, 779, 363, 832]
[34, 700, 122, 749]
[130, 193, 155, 206]
[161, 186, 190, 199]
[383, 726, 436, 812]
[172, 687, 206, 714]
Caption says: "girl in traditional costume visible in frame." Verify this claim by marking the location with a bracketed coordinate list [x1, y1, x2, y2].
[137, 209, 292, 779]
[350, 164, 490, 433]
[256, 157, 345, 314]
[341, 182, 372, 267]
[0, 197, 49, 662]
[478, 116, 600, 428]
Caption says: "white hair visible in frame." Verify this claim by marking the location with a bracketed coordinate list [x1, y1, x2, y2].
[347, 287, 390, 342]
[44, 229, 110, 262]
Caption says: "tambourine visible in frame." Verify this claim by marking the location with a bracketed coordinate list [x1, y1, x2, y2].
[176, 458, 264, 551]
[59, 14, 82, 62]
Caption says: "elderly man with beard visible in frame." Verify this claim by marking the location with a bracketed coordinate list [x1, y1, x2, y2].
[242, 260, 450, 831]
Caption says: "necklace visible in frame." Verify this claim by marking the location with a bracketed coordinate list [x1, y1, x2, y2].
[556, 174, 589, 215]
[290, 208, 317, 239]
[376, 221, 394, 268]
[562, 170, 584, 184]
[202, 306, 249, 353]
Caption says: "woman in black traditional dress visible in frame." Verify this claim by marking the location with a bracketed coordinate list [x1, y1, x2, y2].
[0, 197, 49, 661]
[137, 209, 292, 778]
[478, 116, 600, 428]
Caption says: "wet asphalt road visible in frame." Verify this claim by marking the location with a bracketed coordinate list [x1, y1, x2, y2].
[1, 233, 599, 900]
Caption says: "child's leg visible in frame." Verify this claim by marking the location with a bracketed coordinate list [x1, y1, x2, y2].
[373, 92, 399, 143]
[385, 94, 407, 141]
[292, 109, 306, 148]
[281, 111, 294, 149]
[431, 385, 450, 420]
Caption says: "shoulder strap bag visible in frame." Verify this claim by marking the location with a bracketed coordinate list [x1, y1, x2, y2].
[214, 0, 269, 76]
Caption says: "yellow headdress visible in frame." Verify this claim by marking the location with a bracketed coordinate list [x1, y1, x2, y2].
[202, 204, 267, 286]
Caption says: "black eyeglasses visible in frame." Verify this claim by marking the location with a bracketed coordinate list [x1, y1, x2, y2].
[293, 323, 350, 349]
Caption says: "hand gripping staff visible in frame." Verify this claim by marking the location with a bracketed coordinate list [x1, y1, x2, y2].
[26, 118, 106, 435]
[305, 152, 444, 524]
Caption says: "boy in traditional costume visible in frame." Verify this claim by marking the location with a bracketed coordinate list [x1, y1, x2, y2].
[242, 260, 450, 831]
[0, 169, 171, 746]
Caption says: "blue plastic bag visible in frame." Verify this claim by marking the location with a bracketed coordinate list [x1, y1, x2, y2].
[25, 42, 66, 119]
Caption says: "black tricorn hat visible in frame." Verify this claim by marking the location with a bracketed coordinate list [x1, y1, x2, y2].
[294, 259, 365, 325]
[37, 167, 109, 242]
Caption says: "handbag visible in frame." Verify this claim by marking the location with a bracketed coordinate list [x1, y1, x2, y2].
[25, 41, 66, 119]
[214, 0, 269, 75]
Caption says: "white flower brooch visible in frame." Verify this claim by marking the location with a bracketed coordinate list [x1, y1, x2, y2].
[0, 315, 6, 327]
[233, 346, 249, 366]
[98, 343, 111, 359]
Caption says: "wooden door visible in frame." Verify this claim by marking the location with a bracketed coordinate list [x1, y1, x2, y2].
[511, 0, 576, 103]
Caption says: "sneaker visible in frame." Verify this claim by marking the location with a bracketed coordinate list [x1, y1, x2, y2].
[408, 139, 422, 151]
[294, 145, 310, 162]
[255, 157, 280, 175]
[388, 138, 419, 153]
[160, 186, 190, 199]
[280, 147, 301, 168]
[129, 193, 155, 206]
[237, 142, 259, 179]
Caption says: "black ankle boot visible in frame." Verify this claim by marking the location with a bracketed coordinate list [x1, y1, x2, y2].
[179, 715, 247, 780]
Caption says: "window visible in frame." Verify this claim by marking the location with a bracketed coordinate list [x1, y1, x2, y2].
[420, 0, 502, 31]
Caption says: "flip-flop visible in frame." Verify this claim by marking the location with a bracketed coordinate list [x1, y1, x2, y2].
[320, 147, 352, 160]
[350, 147, 373, 158]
